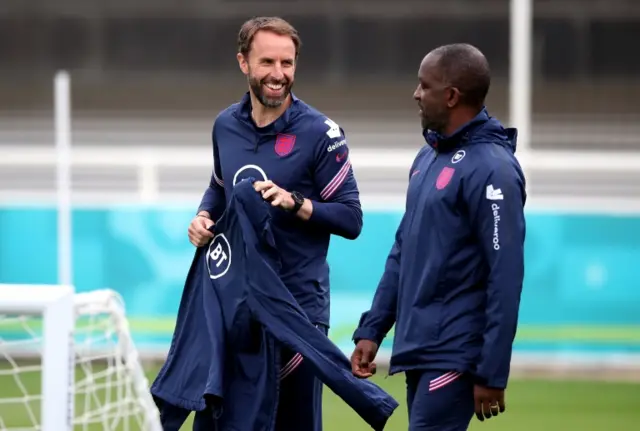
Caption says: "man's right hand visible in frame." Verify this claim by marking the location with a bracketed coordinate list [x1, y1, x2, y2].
[350, 339, 379, 379]
[188, 212, 214, 247]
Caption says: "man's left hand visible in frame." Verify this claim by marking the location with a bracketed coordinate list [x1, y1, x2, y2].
[254, 180, 295, 211]
[473, 385, 505, 421]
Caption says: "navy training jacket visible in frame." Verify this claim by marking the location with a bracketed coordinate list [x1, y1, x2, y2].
[353, 109, 526, 389]
[152, 178, 398, 431]
[198, 92, 363, 327]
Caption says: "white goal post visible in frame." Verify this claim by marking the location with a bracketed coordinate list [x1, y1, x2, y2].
[0, 284, 162, 430]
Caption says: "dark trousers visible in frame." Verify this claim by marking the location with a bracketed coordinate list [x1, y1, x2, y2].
[274, 325, 328, 431]
[406, 370, 474, 431]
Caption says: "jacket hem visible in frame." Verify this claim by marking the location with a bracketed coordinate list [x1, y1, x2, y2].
[150, 388, 207, 412]
[389, 361, 471, 377]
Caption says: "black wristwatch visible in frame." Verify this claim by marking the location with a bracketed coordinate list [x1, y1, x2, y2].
[290, 191, 305, 214]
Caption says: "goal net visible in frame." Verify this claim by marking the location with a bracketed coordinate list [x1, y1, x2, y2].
[0, 284, 162, 430]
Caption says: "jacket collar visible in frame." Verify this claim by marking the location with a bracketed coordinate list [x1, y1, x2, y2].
[423, 107, 490, 152]
[234, 91, 300, 135]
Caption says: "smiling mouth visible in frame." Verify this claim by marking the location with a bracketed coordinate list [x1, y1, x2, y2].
[264, 82, 284, 91]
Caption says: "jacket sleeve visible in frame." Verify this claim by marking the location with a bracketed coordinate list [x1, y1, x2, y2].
[197, 126, 226, 220]
[465, 161, 526, 389]
[307, 118, 363, 240]
[351, 214, 404, 346]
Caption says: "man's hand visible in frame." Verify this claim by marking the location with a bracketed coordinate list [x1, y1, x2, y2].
[350, 340, 379, 379]
[188, 212, 214, 247]
[254, 180, 295, 210]
[473, 385, 505, 421]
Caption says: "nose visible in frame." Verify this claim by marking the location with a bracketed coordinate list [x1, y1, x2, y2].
[270, 63, 285, 80]
[413, 85, 420, 100]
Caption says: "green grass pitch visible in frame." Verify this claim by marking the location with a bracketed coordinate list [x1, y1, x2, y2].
[3, 364, 638, 430]
[319, 374, 640, 431]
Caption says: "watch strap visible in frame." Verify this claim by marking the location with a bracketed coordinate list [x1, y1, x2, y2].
[290, 191, 304, 214]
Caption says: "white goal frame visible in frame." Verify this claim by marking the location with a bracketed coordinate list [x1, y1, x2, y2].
[0, 284, 162, 431]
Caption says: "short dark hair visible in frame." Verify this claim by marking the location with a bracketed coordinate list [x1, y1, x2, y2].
[431, 43, 491, 108]
[237, 16, 302, 59]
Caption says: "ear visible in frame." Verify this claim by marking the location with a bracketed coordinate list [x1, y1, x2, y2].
[446, 87, 461, 109]
[237, 52, 249, 75]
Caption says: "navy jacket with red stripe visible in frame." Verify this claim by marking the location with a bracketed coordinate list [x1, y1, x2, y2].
[198, 92, 362, 326]
[353, 109, 527, 390]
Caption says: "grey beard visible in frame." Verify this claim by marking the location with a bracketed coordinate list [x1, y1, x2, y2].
[249, 77, 291, 108]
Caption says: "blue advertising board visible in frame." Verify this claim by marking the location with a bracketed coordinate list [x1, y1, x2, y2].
[1, 205, 639, 355]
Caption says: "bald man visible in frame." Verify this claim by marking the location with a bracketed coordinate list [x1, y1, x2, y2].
[350, 43, 527, 430]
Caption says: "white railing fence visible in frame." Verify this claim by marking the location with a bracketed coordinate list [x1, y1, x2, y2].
[2, 145, 640, 207]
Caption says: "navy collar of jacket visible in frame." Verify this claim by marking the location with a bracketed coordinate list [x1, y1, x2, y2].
[232, 91, 301, 135]
[423, 107, 491, 152]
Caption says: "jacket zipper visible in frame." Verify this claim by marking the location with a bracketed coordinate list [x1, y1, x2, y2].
[404, 150, 439, 232]
[385, 149, 438, 378]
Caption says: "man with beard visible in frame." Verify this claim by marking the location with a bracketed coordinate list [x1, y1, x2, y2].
[350, 44, 527, 430]
[184, 16, 362, 431]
